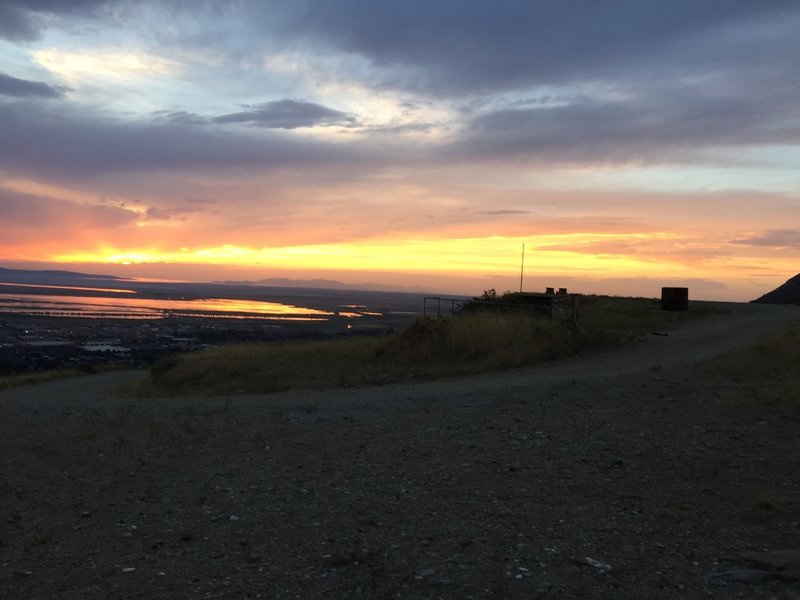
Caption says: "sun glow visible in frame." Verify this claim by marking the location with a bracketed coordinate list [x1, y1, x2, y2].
[106, 252, 168, 265]
[47, 232, 723, 280]
[17, 224, 796, 300]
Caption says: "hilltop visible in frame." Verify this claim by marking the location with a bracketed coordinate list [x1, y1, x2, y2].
[752, 273, 800, 304]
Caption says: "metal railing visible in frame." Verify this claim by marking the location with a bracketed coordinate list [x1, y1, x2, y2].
[423, 297, 466, 319]
[424, 294, 580, 324]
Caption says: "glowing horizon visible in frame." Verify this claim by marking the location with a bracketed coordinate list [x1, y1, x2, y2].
[3, 227, 791, 301]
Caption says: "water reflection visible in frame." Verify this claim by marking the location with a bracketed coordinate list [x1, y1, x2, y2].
[0, 293, 334, 320]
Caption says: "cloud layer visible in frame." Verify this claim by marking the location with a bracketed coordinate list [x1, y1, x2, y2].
[212, 100, 355, 129]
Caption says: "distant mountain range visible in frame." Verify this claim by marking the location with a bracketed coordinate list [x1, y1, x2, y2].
[752, 273, 800, 304]
[0, 266, 127, 283]
[214, 277, 436, 294]
[0, 267, 437, 295]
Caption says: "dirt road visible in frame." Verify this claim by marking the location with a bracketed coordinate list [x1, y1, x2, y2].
[1, 302, 799, 599]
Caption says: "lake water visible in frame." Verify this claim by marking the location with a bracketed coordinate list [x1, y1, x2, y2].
[0, 282, 361, 320]
[0, 290, 336, 320]
[0, 278, 434, 327]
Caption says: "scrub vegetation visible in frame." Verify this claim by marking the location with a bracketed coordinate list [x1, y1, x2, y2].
[138, 294, 727, 397]
[0, 368, 87, 392]
[707, 327, 800, 408]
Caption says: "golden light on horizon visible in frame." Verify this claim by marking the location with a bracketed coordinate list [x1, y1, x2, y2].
[46, 232, 729, 281]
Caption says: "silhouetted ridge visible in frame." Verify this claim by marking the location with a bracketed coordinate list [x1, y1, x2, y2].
[752, 273, 800, 304]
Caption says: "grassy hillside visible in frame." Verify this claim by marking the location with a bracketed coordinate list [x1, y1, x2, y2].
[135, 295, 726, 397]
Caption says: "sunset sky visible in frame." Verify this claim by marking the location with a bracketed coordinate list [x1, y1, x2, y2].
[1, 1, 798, 299]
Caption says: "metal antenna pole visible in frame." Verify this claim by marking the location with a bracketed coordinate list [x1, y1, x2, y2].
[519, 243, 525, 293]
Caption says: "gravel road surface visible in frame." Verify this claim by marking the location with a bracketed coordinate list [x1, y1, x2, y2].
[1, 302, 799, 599]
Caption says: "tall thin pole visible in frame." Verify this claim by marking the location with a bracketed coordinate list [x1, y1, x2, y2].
[519, 243, 525, 293]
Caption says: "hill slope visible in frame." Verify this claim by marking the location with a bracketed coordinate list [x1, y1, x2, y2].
[752, 273, 800, 304]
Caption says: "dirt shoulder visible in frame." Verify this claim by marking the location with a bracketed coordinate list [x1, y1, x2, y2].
[1, 303, 799, 599]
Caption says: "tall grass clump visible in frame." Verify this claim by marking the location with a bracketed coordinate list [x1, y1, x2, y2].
[377, 312, 580, 374]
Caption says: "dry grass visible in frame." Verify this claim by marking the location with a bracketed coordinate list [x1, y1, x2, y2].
[140, 312, 585, 397]
[0, 369, 87, 392]
[707, 326, 800, 406]
[377, 312, 580, 370]
[140, 337, 385, 396]
[576, 295, 726, 342]
[137, 295, 729, 397]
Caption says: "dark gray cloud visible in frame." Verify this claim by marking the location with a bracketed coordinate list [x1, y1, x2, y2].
[266, 0, 799, 95]
[152, 101, 357, 130]
[452, 81, 800, 164]
[0, 0, 797, 181]
[730, 230, 800, 249]
[0, 73, 65, 99]
[0, 100, 388, 179]
[152, 110, 208, 125]
[0, 4, 39, 41]
[1, 81, 795, 187]
[364, 122, 436, 136]
[212, 100, 355, 129]
[259, 0, 799, 161]
[4, 1, 798, 102]
[0, 0, 113, 41]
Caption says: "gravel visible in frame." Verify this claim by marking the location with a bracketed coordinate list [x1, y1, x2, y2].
[1, 303, 799, 599]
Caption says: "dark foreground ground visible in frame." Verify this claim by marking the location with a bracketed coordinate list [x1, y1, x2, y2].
[1, 305, 799, 599]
